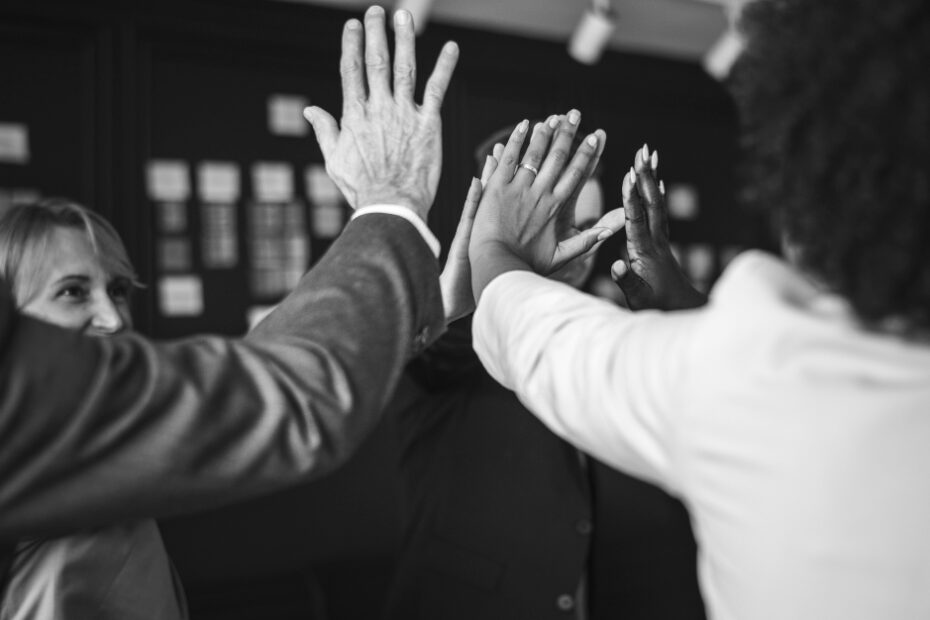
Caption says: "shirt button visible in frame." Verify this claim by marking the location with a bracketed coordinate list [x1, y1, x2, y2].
[575, 518, 593, 535]
[556, 594, 575, 612]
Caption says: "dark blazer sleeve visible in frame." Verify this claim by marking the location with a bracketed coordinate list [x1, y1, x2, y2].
[0, 214, 443, 540]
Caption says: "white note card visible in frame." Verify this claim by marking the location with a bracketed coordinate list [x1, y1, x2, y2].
[0, 124, 29, 164]
[268, 94, 309, 137]
[198, 161, 240, 203]
[252, 162, 294, 203]
[147, 160, 191, 202]
[667, 183, 700, 220]
[305, 164, 343, 204]
[158, 275, 204, 317]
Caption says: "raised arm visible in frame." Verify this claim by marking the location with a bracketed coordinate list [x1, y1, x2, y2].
[0, 5, 458, 540]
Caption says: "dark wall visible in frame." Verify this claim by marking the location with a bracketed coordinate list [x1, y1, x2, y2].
[0, 1, 758, 618]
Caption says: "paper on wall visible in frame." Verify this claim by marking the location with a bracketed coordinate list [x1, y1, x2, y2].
[147, 160, 190, 202]
[0, 123, 29, 164]
[268, 94, 309, 137]
[198, 161, 240, 203]
[252, 162, 294, 203]
[158, 275, 204, 317]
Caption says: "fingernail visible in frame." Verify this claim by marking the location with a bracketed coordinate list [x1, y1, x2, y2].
[444, 41, 459, 56]
[534, 122, 544, 133]
[659, 180, 666, 195]
[517, 119, 529, 133]
[394, 9, 409, 24]
[547, 115, 559, 129]
[630, 166, 637, 182]
[485, 154, 494, 166]
[346, 19, 361, 30]
[568, 110, 581, 125]
[302, 107, 315, 122]
[597, 228, 614, 241]
[367, 6, 384, 17]
[642, 143, 650, 160]
[586, 134, 598, 147]
[651, 150, 659, 171]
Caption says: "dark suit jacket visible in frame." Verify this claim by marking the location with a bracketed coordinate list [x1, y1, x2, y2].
[0, 214, 443, 541]
[383, 318, 706, 620]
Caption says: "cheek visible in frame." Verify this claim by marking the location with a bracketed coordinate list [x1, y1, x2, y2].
[22, 300, 91, 331]
[118, 304, 134, 330]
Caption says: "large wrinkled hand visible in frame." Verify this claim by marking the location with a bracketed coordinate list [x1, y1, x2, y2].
[470, 111, 624, 283]
[302, 6, 459, 221]
[611, 145, 707, 310]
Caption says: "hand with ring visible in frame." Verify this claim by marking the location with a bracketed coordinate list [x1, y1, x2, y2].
[469, 110, 626, 299]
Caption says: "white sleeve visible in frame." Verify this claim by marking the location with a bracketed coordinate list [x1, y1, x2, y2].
[472, 271, 701, 493]
[352, 205, 441, 258]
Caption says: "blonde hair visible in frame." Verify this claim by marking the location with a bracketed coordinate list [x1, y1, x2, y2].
[0, 199, 140, 307]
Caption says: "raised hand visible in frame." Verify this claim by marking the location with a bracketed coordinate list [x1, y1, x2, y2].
[302, 6, 459, 221]
[469, 111, 625, 299]
[611, 145, 707, 310]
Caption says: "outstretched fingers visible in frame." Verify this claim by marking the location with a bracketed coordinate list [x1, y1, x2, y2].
[535, 111, 581, 190]
[363, 7, 392, 99]
[480, 151, 499, 188]
[634, 144, 668, 238]
[552, 131, 602, 205]
[514, 118, 557, 184]
[421, 41, 460, 115]
[340, 19, 366, 115]
[621, 165, 653, 255]
[460, 177, 482, 227]
[392, 9, 417, 101]
[492, 120, 530, 182]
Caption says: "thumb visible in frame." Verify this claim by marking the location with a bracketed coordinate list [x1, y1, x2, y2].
[610, 259, 652, 309]
[552, 227, 614, 270]
[303, 106, 339, 156]
[450, 178, 482, 255]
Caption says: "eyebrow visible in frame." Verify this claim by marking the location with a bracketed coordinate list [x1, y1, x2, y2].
[52, 274, 92, 286]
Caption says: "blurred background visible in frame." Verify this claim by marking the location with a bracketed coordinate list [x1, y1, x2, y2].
[0, 0, 771, 617]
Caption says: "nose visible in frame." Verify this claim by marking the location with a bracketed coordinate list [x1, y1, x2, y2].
[89, 296, 127, 335]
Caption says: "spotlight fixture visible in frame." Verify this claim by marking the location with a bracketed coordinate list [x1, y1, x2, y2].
[702, 0, 746, 80]
[394, 0, 436, 34]
[568, 0, 616, 65]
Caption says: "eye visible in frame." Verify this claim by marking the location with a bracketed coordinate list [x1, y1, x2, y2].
[108, 280, 132, 302]
[56, 284, 89, 302]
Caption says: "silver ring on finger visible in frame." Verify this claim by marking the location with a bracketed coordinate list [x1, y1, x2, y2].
[518, 162, 539, 176]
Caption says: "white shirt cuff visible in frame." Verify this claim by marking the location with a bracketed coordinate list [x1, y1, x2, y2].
[351, 205, 440, 258]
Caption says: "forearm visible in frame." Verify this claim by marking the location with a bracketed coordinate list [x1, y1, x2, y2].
[0, 216, 443, 539]
[472, 271, 694, 493]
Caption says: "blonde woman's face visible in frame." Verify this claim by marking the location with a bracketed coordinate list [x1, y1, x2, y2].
[21, 226, 133, 336]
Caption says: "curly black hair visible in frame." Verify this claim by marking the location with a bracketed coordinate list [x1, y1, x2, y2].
[730, 0, 930, 329]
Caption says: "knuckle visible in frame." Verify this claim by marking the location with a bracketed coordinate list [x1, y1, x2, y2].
[394, 62, 414, 80]
[365, 52, 388, 69]
[340, 58, 362, 76]
[425, 82, 444, 101]
[549, 149, 568, 166]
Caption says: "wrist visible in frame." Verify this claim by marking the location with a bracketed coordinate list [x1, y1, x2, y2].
[471, 240, 532, 304]
[356, 192, 430, 223]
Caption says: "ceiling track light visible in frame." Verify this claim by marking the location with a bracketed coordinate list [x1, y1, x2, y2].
[568, 0, 616, 65]
[702, 0, 746, 80]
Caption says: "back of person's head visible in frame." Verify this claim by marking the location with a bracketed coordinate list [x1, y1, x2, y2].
[730, 0, 930, 330]
[0, 198, 138, 307]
